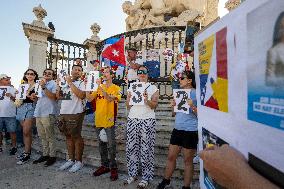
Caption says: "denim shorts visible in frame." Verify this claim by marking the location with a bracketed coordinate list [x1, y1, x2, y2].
[16, 103, 35, 121]
[0, 117, 17, 132]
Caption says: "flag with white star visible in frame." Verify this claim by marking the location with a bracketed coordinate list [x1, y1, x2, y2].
[102, 37, 126, 66]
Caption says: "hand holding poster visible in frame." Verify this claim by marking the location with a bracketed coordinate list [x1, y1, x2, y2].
[85, 71, 100, 91]
[173, 89, 190, 114]
[0, 86, 8, 100]
[129, 82, 146, 105]
[16, 84, 29, 100]
[34, 80, 43, 98]
[58, 69, 68, 88]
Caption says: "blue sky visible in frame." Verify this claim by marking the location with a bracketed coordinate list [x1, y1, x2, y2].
[0, 0, 228, 86]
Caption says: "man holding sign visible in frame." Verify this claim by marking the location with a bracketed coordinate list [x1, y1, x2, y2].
[157, 71, 197, 189]
[33, 69, 58, 167]
[56, 65, 86, 173]
[125, 65, 159, 188]
[0, 74, 17, 155]
[86, 67, 121, 181]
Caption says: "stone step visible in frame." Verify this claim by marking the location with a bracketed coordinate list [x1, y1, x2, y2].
[32, 138, 200, 180]
[54, 129, 171, 156]
[80, 124, 173, 141]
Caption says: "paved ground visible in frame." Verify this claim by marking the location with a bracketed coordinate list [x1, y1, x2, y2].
[0, 144, 186, 189]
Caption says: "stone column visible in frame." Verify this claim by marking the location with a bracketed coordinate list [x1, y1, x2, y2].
[83, 23, 101, 72]
[23, 4, 54, 75]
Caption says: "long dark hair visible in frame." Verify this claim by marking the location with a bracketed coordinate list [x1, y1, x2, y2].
[272, 12, 284, 47]
[22, 69, 39, 83]
[183, 70, 196, 89]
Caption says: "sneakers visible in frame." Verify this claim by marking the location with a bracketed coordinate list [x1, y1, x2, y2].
[59, 159, 75, 171]
[9, 147, 17, 155]
[44, 157, 56, 167]
[110, 168, 118, 181]
[93, 166, 110, 176]
[17, 153, 30, 165]
[33, 156, 49, 164]
[157, 178, 171, 189]
[69, 161, 83, 173]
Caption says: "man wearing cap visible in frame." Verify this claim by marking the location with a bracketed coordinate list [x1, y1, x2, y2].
[126, 48, 142, 87]
[0, 74, 17, 155]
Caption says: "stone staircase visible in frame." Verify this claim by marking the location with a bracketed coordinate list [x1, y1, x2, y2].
[32, 99, 200, 188]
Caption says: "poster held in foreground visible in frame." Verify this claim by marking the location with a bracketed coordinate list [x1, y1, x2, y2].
[194, 0, 284, 188]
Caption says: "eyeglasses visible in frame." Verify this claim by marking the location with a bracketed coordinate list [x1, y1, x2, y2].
[43, 72, 52, 76]
[26, 72, 35, 76]
[137, 70, 148, 75]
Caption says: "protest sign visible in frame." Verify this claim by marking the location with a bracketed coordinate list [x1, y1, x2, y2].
[85, 71, 100, 91]
[173, 89, 190, 114]
[129, 82, 146, 105]
[16, 84, 29, 100]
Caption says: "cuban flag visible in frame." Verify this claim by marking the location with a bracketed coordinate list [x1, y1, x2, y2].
[102, 37, 126, 66]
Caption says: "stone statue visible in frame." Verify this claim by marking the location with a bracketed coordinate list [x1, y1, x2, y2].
[31, 4, 48, 28]
[123, 0, 218, 30]
[90, 23, 101, 42]
[122, 1, 149, 31]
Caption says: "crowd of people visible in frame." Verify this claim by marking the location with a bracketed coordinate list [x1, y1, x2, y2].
[0, 48, 279, 189]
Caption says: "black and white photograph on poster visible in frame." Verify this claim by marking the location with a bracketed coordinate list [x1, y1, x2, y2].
[34, 80, 42, 98]
[202, 128, 228, 189]
[173, 89, 190, 114]
[85, 71, 99, 91]
[58, 69, 68, 88]
[129, 82, 146, 105]
[16, 84, 29, 100]
[0, 86, 8, 100]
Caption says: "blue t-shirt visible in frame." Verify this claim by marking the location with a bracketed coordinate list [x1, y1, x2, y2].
[34, 80, 59, 117]
[174, 89, 198, 131]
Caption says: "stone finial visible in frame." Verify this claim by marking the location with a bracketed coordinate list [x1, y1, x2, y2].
[90, 23, 101, 42]
[31, 4, 48, 28]
[225, 0, 241, 12]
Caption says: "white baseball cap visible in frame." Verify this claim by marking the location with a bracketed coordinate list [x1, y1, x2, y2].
[0, 74, 11, 80]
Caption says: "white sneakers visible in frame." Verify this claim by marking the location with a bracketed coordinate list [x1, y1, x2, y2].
[69, 161, 83, 173]
[59, 159, 83, 173]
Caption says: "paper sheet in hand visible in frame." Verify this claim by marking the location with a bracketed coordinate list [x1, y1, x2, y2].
[34, 80, 43, 98]
[85, 71, 99, 91]
[16, 84, 29, 100]
[58, 69, 68, 88]
[129, 82, 146, 105]
[173, 89, 190, 114]
[0, 86, 8, 100]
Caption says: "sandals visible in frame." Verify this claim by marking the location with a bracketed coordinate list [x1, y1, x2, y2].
[137, 180, 149, 189]
[123, 176, 137, 185]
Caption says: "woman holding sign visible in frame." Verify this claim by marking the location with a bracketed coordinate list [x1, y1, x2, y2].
[157, 70, 197, 189]
[16, 69, 39, 165]
[125, 65, 159, 188]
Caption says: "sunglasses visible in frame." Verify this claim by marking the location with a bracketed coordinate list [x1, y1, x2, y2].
[26, 72, 35, 76]
[137, 70, 148, 75]
[43, 72, 53, 76]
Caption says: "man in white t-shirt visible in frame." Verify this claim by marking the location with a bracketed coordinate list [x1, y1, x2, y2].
[0, 74, 17, 155]
[56, 65, 86, 173]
